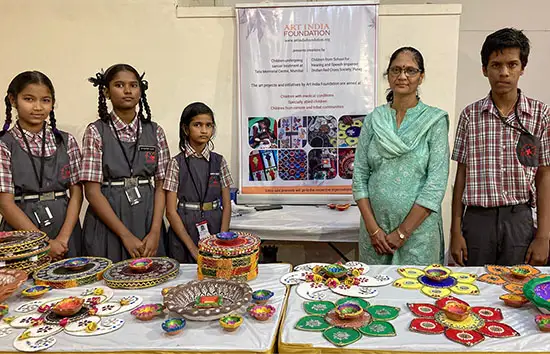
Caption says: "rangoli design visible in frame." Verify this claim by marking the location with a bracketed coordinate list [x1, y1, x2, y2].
[295, 297, 399, 347]
[393, 264, 479, 299]
[408, 296, 519, 347]
[478, 264, 548, 295]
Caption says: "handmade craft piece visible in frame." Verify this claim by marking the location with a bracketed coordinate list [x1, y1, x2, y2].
[131, 304, 165, 321]
[102, 257, 178, 289]
[162, 318, 186, 335]
[21, 286, 52, 299]
[295, 297, 399, 347]
[219, 314, 243, 332]
[394, 264, 479, 299]
[164, 278, 252, 321]
[523, 277, 550, 314]
[408, 296, 519, 347]
[281, 262, 391, 301]
[478, 264, 548, 295]
[33, 257, 112, 289]
[8, 288, 130, 352]
[0, 269, 27, 303]
[0, 231, 51, 274]
[535, 314, 550, 332]
[252, 290, 274, 305]
[198, 232, 260, 281]
[499, 294, 529, 308]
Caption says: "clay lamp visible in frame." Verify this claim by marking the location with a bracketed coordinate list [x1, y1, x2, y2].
[335, 302, 364, 320]
[442, 301, 470, 321]
[252, 290, 274, 305]
[128, 258, 153, 273]
[499, 294, 529, 308]
[52, 297, 84, 317]
[162, 318, 186, 335]
[219, 314, 243, 332]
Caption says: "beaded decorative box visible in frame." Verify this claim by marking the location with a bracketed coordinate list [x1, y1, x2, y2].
[197, 232, 260, 281]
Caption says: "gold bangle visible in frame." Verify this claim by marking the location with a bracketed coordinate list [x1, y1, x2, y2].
[369, 228, 381, 237]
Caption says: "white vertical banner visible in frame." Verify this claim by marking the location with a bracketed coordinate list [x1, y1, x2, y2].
[237, 2, 378, 203]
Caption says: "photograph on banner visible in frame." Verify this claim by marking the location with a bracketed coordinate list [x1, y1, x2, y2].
[237, 3, 378, 199]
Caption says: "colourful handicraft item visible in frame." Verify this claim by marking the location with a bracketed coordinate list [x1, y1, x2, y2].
[478, 264, 548, 295]
[408, 296, 519, 347]
[393, 264, 479, 299]
[295, 297, 399, 347]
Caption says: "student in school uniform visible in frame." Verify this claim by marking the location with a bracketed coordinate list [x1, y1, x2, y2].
[164, 102, 233, 263]
[451, 28, 550, 266]
[81, 64, 170, 262]
[0, 71, 83, 260]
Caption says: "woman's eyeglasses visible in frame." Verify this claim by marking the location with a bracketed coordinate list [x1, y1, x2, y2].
[388, 66, 421, 77]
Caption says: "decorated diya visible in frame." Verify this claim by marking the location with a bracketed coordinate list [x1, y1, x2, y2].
[408, 296, 519, 347]
[220, 314, 243, 332]
[296, 297, 398, 347]
[196, 295, 223, 308]
[523, 277, 550, 314]
[499, 294, 529, 308]
[335, 204, 351, 211]
[252, 290, 274, 305]
[102, 257, 179, 289]
[52, 297, 84, 317]
[63, 257, 90, 271]
[131, 303, 165, 321]
[162, 318, 186, 335]
[216, 232, 239, 242]
[394, 264, 479, 299]
[164, 278, 252, 321]
[249, 304, 276, 321]
[128, 258, 153, 273]
[535, 314, 550, 332]
[21, 285, 52, 299]
[0, 304, 8, 319]
[478, 264, 547, 295]
[33, 257, 112, 289]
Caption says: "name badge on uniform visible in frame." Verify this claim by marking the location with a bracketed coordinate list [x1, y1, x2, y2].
[196, 220, 211, 240]
[32, 203, 53, 227]
[124, 177, 142, 206]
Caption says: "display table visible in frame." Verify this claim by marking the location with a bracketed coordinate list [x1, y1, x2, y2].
[231, 205, 360, 242]
[0, 263, 291, 354]
[279, 265, 550, 354]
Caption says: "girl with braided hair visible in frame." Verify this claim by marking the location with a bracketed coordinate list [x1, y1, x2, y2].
[81, 64, 170, 262]
[0, 71, 83, 260]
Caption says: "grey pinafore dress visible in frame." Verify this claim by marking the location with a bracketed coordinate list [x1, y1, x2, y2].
[166, 152, 222, 263]
[0, 131, 83, 257]
[82, 119, 166, 262]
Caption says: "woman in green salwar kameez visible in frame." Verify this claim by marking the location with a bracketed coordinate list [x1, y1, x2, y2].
[352, 47, 450, 265]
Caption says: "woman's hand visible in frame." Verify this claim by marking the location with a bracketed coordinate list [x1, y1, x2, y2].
[369, 229, 393, 255]
[386, 229, 407, 251]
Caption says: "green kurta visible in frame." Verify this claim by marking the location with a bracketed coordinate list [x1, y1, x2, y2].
[352, 101, 450, 265]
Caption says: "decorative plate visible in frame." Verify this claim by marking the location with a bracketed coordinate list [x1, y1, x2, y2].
[408, 296, 519, 347]
[0, 241, 49, 262]
[0, 231, 48, 255]
[523, 276, 550, 313]
[394, 264, 480, 299]
[33, 257, 112, 289]
[479, 264, 547, 295]
[12, 336, 56, 353]
[296, 299, 400, 347]
[65, 318, 124, 337]
[102, 257, 178, 289]
[164, 278, 252, 321]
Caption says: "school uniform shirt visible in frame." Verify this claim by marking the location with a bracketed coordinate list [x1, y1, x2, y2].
[0, 125, 81, 193]
[80, 113, 170, 183]
[452, 92, 550, 208]
[163, 141, 233, 192]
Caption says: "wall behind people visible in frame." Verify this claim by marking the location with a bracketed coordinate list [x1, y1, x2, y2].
[0, 0, 462, 250]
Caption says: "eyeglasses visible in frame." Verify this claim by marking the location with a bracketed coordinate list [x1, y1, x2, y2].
[388, 66, 421, 77]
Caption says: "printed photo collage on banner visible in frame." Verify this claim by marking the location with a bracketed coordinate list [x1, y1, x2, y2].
[248, 115, 365, 182]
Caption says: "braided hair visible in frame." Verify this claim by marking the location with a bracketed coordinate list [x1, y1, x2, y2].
[178, 102, 216, 153]
[2, 71, 62, 142]
[88, 64, 152, 123]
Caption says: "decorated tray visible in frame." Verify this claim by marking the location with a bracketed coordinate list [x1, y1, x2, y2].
[102, 257, 179, 289]
[523, 277, 550, 314]
[0, 231, 48, 255]
[478, 264, 548, 295]
[164, 278, 252, 321]
[5, 253, 51, 274]
[0, 241, 50, 262]
[33, 257, 112, 289]
[199, 232, 260, 258]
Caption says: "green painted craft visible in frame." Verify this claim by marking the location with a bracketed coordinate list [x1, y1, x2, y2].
[335, 297, 370, 310]
[359, 321, 396, 337]
[366, 305, 400, 321]
[295, 315, 331, 331]
[303, 301, 335, 315]
[322, 327, 362, 347]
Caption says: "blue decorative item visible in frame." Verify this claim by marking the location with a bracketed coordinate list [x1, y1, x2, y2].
[418, 275, 458, 288]
[162, 318, 186, 335]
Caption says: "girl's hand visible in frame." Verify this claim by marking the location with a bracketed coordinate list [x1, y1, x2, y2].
[122, 235, 144, 258]
[48, 239, 68, 259]
[190, 244, 199, 260]
[141, 232, 160, 257]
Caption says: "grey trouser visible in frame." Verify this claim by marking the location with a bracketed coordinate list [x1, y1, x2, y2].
[462, 204, 534, 266]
